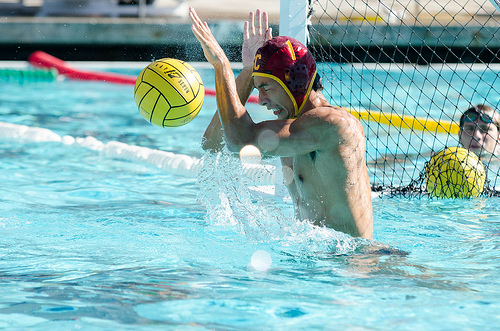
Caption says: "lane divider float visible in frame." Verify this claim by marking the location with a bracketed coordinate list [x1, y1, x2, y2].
[0, 121, 275, 185]
[0, 67, 58, 83]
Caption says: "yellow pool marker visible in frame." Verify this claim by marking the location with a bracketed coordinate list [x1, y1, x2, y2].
[347, 108, 460, 134]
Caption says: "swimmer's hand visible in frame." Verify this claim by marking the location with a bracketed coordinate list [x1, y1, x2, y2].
[242, 9, 273, 69]
[189, 7, 227, 67]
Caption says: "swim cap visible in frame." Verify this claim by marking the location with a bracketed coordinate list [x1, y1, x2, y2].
[252, 36, 317, 117]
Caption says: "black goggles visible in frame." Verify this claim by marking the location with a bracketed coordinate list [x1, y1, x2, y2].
[462, 110, 493, 124]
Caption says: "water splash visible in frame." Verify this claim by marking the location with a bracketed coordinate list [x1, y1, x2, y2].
[196, 151, 360, 256]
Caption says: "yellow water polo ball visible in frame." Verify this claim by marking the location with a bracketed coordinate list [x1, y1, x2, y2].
[425, 147, 486, 198]
[134, 58, 204, 127]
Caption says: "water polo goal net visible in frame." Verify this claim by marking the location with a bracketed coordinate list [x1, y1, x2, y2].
[303, 0, 500, 196]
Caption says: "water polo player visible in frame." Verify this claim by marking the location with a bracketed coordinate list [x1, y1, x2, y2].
[459, 104, 500, 157]
[190, 7, 373, 239]
[252, 36, 317, 119]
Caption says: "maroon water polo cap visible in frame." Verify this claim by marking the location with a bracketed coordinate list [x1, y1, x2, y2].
[252, 36, 317, 117]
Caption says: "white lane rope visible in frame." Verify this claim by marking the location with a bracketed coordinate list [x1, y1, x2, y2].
[0, 121, 276, 186]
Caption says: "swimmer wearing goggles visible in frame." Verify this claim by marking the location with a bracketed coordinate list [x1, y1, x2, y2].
[458, 105, 500, 156]
[460, 107, 499, 128]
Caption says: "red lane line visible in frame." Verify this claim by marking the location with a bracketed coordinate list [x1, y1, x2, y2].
[28, 51, 259, 104]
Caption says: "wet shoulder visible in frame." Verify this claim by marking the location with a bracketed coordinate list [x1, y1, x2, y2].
[305, 106, 354, 124]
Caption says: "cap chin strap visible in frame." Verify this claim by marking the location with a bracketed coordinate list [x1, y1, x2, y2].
[252, 71, 317, 118]
[294, 71, 317, 118]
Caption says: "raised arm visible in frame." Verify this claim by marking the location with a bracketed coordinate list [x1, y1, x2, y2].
[201, 9, 272, 151]
[191, 7, 330, 156]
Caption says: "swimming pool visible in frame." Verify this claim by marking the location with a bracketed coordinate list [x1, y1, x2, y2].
[1, 63, 499, 329]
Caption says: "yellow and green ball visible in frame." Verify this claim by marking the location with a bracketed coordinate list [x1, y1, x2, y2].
[134, 58, 204, 127]
[425, 147, 486, 198]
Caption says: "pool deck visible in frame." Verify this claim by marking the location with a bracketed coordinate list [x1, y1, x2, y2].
[0, 0, 283, 61]
[0, 0, 499, 62]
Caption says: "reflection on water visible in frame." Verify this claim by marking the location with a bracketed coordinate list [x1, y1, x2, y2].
[0, 69, 499, 329]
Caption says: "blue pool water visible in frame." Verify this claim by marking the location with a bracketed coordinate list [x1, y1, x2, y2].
[0, 63, 499, 329]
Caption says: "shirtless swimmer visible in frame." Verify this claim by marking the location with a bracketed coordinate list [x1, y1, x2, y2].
[190, 7, 373, 239]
